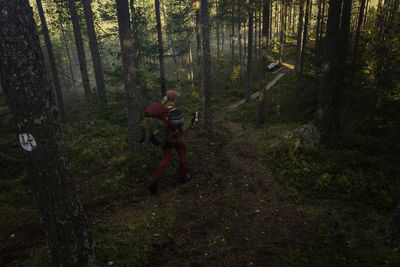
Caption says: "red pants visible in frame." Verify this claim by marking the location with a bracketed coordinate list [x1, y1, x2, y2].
[152, 141, 187, 181]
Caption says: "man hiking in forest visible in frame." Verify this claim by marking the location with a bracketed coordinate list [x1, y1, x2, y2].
[148, 90, 190, 194]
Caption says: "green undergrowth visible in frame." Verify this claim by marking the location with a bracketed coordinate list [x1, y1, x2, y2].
[227, 72, 400, 265]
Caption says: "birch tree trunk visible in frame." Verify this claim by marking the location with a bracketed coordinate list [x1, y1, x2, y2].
[116, 0, 143, 156]
[0, 1, 96, 265]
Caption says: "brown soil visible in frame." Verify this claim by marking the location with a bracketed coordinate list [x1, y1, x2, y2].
[100, 101, 316, 266]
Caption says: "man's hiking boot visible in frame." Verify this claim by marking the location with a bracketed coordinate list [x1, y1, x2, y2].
[179, 174, 191, 184]
[148, 180, 158, 194]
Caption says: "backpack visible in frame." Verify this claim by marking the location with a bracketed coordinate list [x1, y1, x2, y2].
[140, 103, 185, 146]
[140, 102, 169, 146]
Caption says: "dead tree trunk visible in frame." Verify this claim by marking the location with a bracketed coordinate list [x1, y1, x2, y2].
[116, 0, 143, 156]
[0, 1, 96, 265]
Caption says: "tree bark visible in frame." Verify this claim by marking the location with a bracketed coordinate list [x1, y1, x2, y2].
[239, 19, 244, 79]
[201, 0, 212, 134]
[0, 1, 96, 265]
[300, 0, 311, 74]
[254, 1, 258, 57]
[246, 0, 255, 103]
[386, 199, 400, 248]
[316, 0, 342, 139]
[60, 19, 77, 91]
[279, 0, 286, 64]
[231, 0, 235, 73]
[116, 0, 143, 156]
[82, 0, 107, 104]
[316, 0, 322, 50]
[295, 0, 305, 72]
[216, 0, 220, 61]
[67, 0, 95, 121]
[195, 0, 203, 104]
[257, 0, 270, 127]
[36, 0, 66, 122]
[154, 0, 166, 96]
[352, 0, 367, 66]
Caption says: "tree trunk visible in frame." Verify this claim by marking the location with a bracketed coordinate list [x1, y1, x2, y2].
[82, 0, 107, 104]
[116, 0, 143, 156]
[316, 0, 322, 50]
[279, 0, 286, 64]
[257, 0, 270, 127]
[231, 0, 235, 73]
[201, 0, 212, 134]
[319, 0, 326, 53]
[0, 1, 96, 265]
[254, 1, 258, 57]
[216, 0, 220, 61]
[195, 0, 203, 104]
[36, 0, 66, 122]
[59, 19, 77, 91]
[222, 22, 225, 56]
[154, 0, 166, 96]
[292, 2, 297, 34]
[239, 20, 244, 79]
[246, 0, 255, 103]
[258, 0, 262, 59]
[316, 0, 342, 139]
[386, 199, 400, 248]
[295, 0, 305, 72]
[300, 0, 311, 74]
[352, 0, 366, 66]
[67, 0, 95, 121]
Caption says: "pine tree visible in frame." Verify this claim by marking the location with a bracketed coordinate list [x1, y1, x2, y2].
[67, 0, 95, 121]
[36, 0, 66, 122]
[0, 1, 96, 265]
[154, 0, 166, 96]
[246, 0, 255, 102]
[82, 0, 107, 104]
[116, 0, 143, 155]
[201, 0, 212, 133]
[257, 0, 270, 127]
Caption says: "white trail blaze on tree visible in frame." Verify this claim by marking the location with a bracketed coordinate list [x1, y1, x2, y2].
[0, 1, 96, 265]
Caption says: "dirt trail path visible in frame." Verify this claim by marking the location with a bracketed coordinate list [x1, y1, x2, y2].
[85, 68, 315, 266]
[140, 92, 314, 265]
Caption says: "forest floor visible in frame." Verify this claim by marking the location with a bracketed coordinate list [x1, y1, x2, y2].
[80, 68, 319, 266]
